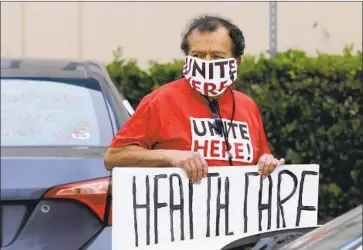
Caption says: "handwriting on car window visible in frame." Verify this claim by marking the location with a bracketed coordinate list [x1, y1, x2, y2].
[1, 91, 84, 103]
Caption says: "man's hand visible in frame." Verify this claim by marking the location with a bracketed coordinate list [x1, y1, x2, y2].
[166, 150, 208, 184]
[257, 153, 285, 177]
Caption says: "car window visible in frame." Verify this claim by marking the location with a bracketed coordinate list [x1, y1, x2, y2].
[280, 205, 362, 250]
[1, 78, 114, 147]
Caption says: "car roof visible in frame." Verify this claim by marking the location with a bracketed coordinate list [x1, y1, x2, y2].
[0, 58, 108, 79]
[280, 205, 362, 250]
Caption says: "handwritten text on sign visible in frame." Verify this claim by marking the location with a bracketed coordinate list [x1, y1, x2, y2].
[112, 165, 319, 249]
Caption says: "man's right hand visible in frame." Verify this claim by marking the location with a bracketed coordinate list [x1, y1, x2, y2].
[165, 150, 208, 184]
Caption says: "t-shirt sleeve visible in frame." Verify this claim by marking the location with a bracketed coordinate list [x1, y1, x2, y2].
[109, 94, 160, 149]
[254, 103, 272, 158]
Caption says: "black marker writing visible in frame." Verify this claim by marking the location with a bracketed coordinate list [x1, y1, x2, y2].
[216, 177, 234, 236]
[153, 174, 168, 244]
[296, 171, 318, 226]
[189, 180, 194, 239]
[169, 173, 185, 242]
[258, 175, 273, 231]
[244, 172, 259, 232]
[206, 173, 219, 237]
[130, 166, 319, 247]
[132, 175, 150, 247]
[277, 170, 298, 228]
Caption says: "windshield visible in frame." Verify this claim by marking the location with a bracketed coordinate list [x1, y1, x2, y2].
[1, 78, 114, 147]
[280, 205, 362, 250]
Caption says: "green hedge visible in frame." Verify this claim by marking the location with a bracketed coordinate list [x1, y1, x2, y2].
[107, 46, 362, 223]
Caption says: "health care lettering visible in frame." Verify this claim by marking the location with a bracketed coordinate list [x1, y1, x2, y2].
[190, 118, 253, 163]
[131, 170, 318, 246]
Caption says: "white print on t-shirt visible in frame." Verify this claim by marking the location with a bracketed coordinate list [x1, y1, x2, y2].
[190, 117, 253, 163]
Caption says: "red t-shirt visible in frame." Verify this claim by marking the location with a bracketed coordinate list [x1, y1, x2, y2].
[109, 78, 271, 166]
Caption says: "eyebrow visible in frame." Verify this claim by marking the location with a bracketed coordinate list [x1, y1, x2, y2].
[190, 50, 227, 55]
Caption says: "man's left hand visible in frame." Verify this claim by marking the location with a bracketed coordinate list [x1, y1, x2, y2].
[257, 153, 285, 177]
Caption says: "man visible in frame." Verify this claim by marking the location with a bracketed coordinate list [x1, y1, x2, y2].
[104, 15, 285, 184]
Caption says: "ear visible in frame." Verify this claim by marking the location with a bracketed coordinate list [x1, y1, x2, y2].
[235, 56, 242, 65]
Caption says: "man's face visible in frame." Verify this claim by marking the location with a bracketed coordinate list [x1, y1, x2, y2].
[188, 25, 240, 63]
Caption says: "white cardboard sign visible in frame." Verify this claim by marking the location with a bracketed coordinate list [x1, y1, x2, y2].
[112, 164, 320, 249]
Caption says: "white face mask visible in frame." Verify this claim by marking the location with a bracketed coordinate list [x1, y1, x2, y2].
[183, 56, 238, 97]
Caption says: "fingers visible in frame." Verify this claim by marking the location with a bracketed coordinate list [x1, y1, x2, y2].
[183, 161, 192, 181]
[267, 158, 285, 176]
[258, 154, 284, 177]
[188, 159, 200, 184]
[278, 158, 285, 166]
[258, 154, 268, 176]
[262, 155, 274, 177]
[267, 158, 279, 175]
[184, 153, 208, 184]
[197, 156, 208, 179]
[192, 153, 208, 184]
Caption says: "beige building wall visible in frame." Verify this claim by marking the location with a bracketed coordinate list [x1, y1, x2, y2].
[1, 2, 362, 68]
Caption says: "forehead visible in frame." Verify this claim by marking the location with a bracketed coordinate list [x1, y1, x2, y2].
[188, 26, 232, 55]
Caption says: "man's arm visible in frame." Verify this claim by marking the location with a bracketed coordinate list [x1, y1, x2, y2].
[104, 93, 208, 183]
[104, 93, 162, 169]
[104, 145, 171, 170]
[104, 145, 208, 183]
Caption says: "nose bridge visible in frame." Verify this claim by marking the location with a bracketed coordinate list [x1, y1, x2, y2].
[205, 49, 215, 61]
[204, 39, 215, 61]
[205, 54, 213, 60]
